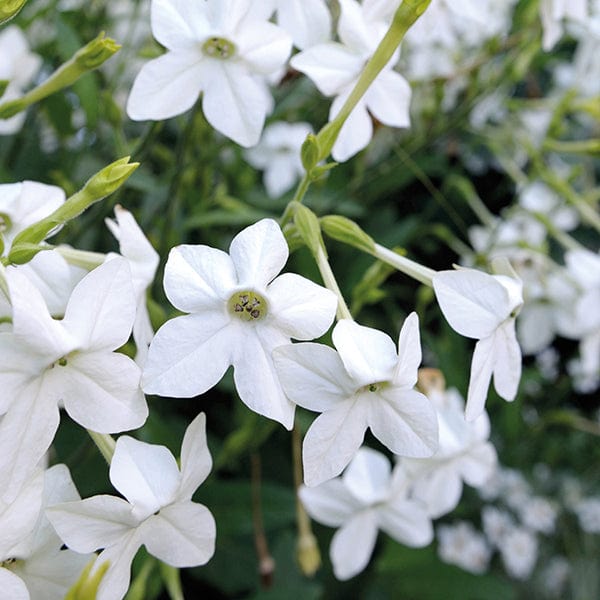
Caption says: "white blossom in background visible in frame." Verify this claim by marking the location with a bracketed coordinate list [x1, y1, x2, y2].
[0, 26, 42, 136]
[3, 465, 91, 600]
[300, 447, 433, 580]
[402, 383, 497, 518]
[142, 218, 337, 430]
[433, 265, 523, 421]
[498, 526, 538, 580]
[481, 505, 515, 548]
[105, 205, 159, 364]
[0, 258, 148, 503]
[47, 413, 216, 600]
[573, 497, 600, 533]
[436, 521, 492, 574]
[518, 181, 579, 232]
[274, 313, 438, 486]
[0, 181, 65, 255]
[291, 0, 412, 161]
[244, 121, 313, 198]
[518, 496, 558, 534]
[539, 557, 570, 599]
[540, 0, 587, 50]
[127, 0, 292, 147]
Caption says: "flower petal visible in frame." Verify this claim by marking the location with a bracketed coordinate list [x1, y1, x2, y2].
[142, 313, 234, 397]
[273, 342, 354, 412]
[178, 413, 213, 501]
[127, 51, 205, 121]
[377, 499, 433, 546]
[302, 399, 368, 486]
[276, 0, 331, 50]
[268, 273, 337, 340]
[392, 312, 422, 388]
[299, 480, 361, 527]
[342, 447, 391, 505]
[365, 69, 411, 128]
[235, 20, 292, 74]
[110, 436, 180, 517]
[492, 320, 521, 402]
[151, 0, 210, 50]
[332, 319, 397, 386]
[330, 510, 378, 580]
[0, 569, 28, 600]
[141, 502, 216, 567]
[466, 336, 495, 421]
[229, 219, 288, 287]
[331, 95, 373, 162]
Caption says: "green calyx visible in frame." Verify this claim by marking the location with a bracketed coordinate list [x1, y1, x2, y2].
[228, 290, 267, 322]
[202, 37, 236, 60]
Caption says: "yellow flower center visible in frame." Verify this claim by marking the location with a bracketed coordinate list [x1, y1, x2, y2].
[202, 37, 236, 60]
[228, 290, 267, 322]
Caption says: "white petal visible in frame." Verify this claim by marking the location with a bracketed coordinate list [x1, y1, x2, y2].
[163, 245, 235, 314]
[127, 51, 205, 121]
[331, 95, 373, 162]
[299, 480, 361, 527]
[466, 336, 495, 421]
[268, 273, 337, 339]
[46, 496, 138, 553]
[459, 441, 498, 487]
[62, 258, 136, 351]
[302, 399, 368, 486]
[330, 510, 378, 580]
[178, 413, 212, 501]
[433, 269, 509, 339]
[392, 312, 422, 388]
[492, 320, 521, 402]
[411, 467, 463, 518]
[276, 0, 331, 50]
[235, 21, 292, 74]
[0, 335, 40, 414]
[229, 219, 288, 287]
[58, 352, 147, 433]
[232, 326, 295, 429]
[369, 389, 438, 457]
[273, 342, 354, 412]
[140, 502, 216, 566]
[332, 319, 397, 386]
[110, 436, 180, 517]
[201, 61, 271, 147]
[342, 447, 391, 505]
[0, 569, 28, 600]
[151, 0, 210, 50]
[377, 499, 433, 546]
[94, 531, 142, 600]
[142, 313, 234, 397]
[365, 69, 411, 128]
[338, 0, 374, 55]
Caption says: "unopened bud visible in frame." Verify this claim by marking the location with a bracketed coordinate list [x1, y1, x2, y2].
[0, 0, 27, 24]
[297, 531, 321, 577]
[294, 203, 325, 258]
[301, 134, 320, 172]
[321, 215, 375, 254]
[75, 32, 121, 71]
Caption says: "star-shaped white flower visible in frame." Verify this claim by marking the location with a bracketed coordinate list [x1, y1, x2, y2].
[47, 413, 216, 600]
[270, 0, 332, 50]
[126, 0, 292, 147]
[291, 0, 411, 161]
[300, 447, 433, 580]
[244, 121, 313, 198]
[273, 313, 438, 486]
[142, 218, 337, 430]
[0, 258, 148, 503]
[432, 266, 523, 421]
[105, 205, 159, 364]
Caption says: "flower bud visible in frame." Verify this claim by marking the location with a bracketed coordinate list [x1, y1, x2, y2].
[0, 0, 27, 24]
[297, 530, 321, 577]
[321, 215, 375, 254]
[301, 133, 320, 171]
[294, 203, 325, 258]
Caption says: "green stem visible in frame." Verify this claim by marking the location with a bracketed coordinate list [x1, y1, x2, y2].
[55, 246, 106, 269]
[315, 245, 353, 320]
[372, 243, 435, 286]
[87, 430, 116, 464]
[291, 173, 311, 206]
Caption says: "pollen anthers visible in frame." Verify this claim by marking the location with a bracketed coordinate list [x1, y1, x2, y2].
[228, 290, 267, 322]
[359, 381, 387, 394]
[201, 37, 236, 60]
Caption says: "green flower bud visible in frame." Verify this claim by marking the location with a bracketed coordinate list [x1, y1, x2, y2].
[297, 530, 321, 577]
[0, 80, 9, 100]
[293, 203, 326, 258]
[74, 32, 121, 71]
[65, 557, 110, 600]
[321, 215, 375, 254]
[300, 133, 320, 172]
[0, 0, 27, 24]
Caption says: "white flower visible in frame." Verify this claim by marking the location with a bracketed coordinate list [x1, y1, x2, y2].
[142, 219, 337, 430]
[126, 0, 292, 147]
[437, 521, 492, 574]
[0, 258, 148, 503]
[47, 413, 216, 600]
[403, 387, 497, 518]
[0, 26, 42, 136]
[244, 121, 313, 198]
[0, 181, 65, 255]
[300, 447, 433, 580]
[540, 0, 587, 51]
[518, 496, 557, 535]
[498, 526, 538, 580]
[291, 0, 411, 161]
[2, 465, 91, 600]
[273, 313, 438, 486]
[573, 497, 600, 533]
[481, 505, 515, 548]
[105, 205, 159, 364]
[269, 0, 332, 50]
[433, 266, 523, 420]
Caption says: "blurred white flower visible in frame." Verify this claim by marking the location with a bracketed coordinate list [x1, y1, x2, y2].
[244, 121, 312, 197]
[437, 521, 492, 574]
[127, 0, 292, 147]
[540, 0, 587, 50]
[142, 218, 337, 430]
[573, 497, 600, 533]
[47, 413, 216, 600]
[498, 526, 538, 580]
[481, 505, 515, 548]
[274, 313, 438, 486]
[300, 447, 433, 580]
[518, 496, 558, 535]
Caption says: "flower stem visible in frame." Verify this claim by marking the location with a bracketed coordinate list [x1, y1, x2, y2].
[315, 244, 353, 320]
[87, 430, 116, 464]
[372, 243, 436, 286]
[55, 246, 106, 269]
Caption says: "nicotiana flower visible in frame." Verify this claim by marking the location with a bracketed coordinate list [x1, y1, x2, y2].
[244, 121, 313, 198]
[0, 26, 41, 136]
[0, 257, 148, 503]
[1, 465, 91, 600]
[432, 266, 524, 421]
[498, 525, 538, 580]
[273, 313, 438, 486]
[0, 181, 65, 255]
[105, 205, 159, 364]
[291, 0, 412, 161]
[47, 413, 216, 600]
[127, 0, 292, 147]
[142, 218, 337, 430]
[437, 521, 492, 575]
[300, 447, 433, 580]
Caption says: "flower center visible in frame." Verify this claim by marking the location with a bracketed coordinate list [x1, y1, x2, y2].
[359, 381, 387, 394]
[228, 290, 267, 322]
[201, 37, 236, 60]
